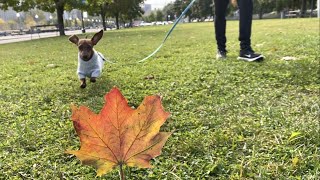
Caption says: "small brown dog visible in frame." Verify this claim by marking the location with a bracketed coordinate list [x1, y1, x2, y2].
[69, 30, 105, 88]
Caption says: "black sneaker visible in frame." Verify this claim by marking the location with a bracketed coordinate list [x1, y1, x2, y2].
[216, 50, 227, 60]
[238, 49, 264, 62]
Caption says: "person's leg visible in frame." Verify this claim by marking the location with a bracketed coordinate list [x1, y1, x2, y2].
[214, 0, 229, 52]
[237, 0, 264, 61]
[238, 0, 253, 51]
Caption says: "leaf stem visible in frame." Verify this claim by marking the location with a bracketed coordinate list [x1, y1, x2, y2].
[119, 164, 125, 180]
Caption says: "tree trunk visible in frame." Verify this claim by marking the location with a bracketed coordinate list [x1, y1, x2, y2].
[318, 0, 320, 18]
[102, 14, 107, 31]
[300, 0, 307, 17]
[101, 7, 107, 31]
[259, 7, 263, 19]
[115, 13, 120, 29]
[310, 0, 314, 17]
[56, 2, 65, 36]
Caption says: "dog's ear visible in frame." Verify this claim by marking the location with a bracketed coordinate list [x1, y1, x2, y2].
[69, 35, 79, 45]
[91, 30, 103, 45]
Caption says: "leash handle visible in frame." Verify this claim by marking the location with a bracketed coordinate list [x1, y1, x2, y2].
[138, 0, 198, 63]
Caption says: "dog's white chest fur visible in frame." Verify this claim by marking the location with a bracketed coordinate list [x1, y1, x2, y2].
[77, 50, 105, 79]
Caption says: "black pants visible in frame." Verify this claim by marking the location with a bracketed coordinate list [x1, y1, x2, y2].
[214, 0, 253, 51]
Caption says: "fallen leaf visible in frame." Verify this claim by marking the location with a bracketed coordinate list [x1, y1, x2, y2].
[66, 87, 171, 176]
[46, 64, 57, 68]
[144, 74, 155, 80]
[289, 132, 302, 141]
[292, 157, 299, 167]
[255, 42, 265, 47]
[281, 56, 298, 61]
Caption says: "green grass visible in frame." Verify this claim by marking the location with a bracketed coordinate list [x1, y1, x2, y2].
[0, 18, 319, 179]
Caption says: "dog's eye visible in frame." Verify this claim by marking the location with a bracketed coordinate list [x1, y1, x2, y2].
[79, 45, 92, 51]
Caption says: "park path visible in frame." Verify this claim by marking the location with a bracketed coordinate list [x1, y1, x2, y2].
[0, 29, 103, 45]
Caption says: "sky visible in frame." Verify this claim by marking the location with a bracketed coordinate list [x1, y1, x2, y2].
[144, 0, 174, 10]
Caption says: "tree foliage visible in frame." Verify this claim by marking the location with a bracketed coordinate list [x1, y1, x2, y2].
[253, 0, 275, 19]
[107, 0, 144, 29]
[0, 0, 84, 35]
[0, 0, 144, 33]
[1, 0, 316, 34]
[85, 0, 112, 30]
[155, 10, 164, 21]
[167, 0, 317, 20]
[162, 3, 175, 21]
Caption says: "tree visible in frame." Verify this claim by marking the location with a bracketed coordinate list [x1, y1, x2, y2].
[171, 0, 213, 21]
[107, 0, 144, 29]
[162, 3, 175, 21]
[7, 20, 18, 30]
[155, 9, 164, 21]
[0, 0, 83, 36]
[173, 0, 193, 22]
[199, 0, 213, 18]
[300, 0, 307, 17]
[86, 0, 112, 31]
[148, 11, 156, 22]
[273, 0, 315, 17]
[0, 18, 9, 30]
[24, 15, 37, 29]
[253, 0, 275, 19]
[121, 2, 144, 27]
[190, 2, 201, 20]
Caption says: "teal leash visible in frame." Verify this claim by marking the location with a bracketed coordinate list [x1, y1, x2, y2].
[138, 0, 197, 63]
[97, 51, 116, 64]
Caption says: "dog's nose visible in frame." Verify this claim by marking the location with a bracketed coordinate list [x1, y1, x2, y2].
[82, 55, 89, 60]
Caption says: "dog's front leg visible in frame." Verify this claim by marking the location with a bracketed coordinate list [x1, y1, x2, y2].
[91, 69, 101, 83]
[80, 78, 87, 88]
[90, 77, 97, 83]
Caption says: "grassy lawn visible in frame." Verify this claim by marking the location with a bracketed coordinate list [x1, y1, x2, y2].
[0, 18, 319, 179]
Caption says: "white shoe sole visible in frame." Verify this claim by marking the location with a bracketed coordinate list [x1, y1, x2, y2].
[216, 55, 227, 60]
[237, 55, 264, 62]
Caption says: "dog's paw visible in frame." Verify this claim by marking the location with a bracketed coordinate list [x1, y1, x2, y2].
[80, 83, 87, 88]
[90, 77, 96, 83]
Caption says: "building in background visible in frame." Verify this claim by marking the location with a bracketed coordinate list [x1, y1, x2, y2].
[143, 4, 152, 15]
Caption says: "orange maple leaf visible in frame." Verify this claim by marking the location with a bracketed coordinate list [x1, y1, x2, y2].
[66, 87, 171, 176]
